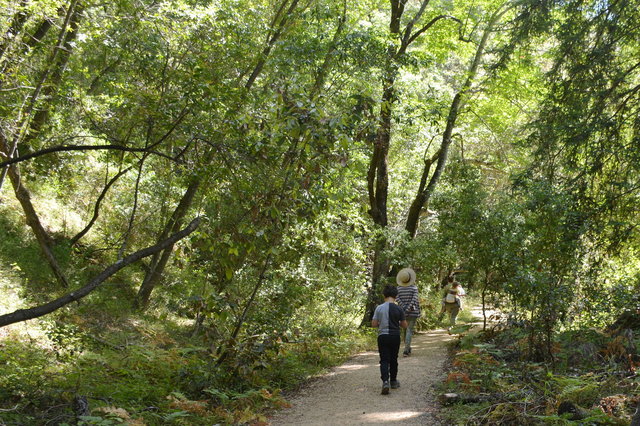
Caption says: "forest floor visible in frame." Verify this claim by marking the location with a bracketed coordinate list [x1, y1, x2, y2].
[268, 326, 456, 425]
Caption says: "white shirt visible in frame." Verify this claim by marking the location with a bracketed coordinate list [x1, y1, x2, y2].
[445, 285, 465, 303]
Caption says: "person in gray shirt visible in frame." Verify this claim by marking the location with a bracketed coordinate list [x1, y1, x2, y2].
[372, 285, 408, 395]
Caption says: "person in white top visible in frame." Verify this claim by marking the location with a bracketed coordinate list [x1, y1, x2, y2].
[440, 276, 466, 332]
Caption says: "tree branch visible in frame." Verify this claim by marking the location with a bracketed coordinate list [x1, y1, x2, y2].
[407, 15, 464, 46]
[244, 0, 301, 89]
[400, 0, 431, 51]
[0, 143, 179, 168]
[311, 0, 347, 99]
[117, 154, 147, 259]
[0, 217, 201, 328]
[70, 166, 133, 246]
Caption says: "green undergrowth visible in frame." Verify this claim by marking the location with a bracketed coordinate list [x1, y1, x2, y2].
[0, 193, 376, 425]
[0, 195, 136, 308]
[0, 309, 374, 425]
[439, 317, 639, 425]
[0, 205, 57, 290]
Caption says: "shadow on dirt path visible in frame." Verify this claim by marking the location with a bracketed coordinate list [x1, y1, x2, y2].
[269, 328, 455, 425]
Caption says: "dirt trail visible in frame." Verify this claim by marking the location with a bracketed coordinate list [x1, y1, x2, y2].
[268, 328, 454, 425]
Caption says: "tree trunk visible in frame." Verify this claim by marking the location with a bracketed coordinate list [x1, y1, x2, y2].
[404, 92, 462, 237]
[0, 129, 9, 191]
[362, 68, 395, 325]
[367, 69, 394, 227]
[0, 1, 81, 194]
[362, 0, 459, 323]
[404, 7, 505, 238]
[25, 2, 84, 144]
[7, 164, 69, 287]
[117, 156, 146, 259]
[405, 149, 439, 237]
[215, 252, 273, 366]
[360, 234, 389, 327]
[244, 0, 300, 90]
[361, 0, 419, 325]
[134, 0, 296, 310]
[482, 270, 489, 331]
[0, 136, 69, 287]
[8, 0, 81, 156]
[310, 0, 346, 99]
[134, 180, 200, 309]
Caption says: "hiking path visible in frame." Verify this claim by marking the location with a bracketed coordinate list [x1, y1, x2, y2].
[268, 327, 455, 425]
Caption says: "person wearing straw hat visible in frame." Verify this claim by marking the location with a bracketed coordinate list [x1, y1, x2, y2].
[395, 267, 421, 357]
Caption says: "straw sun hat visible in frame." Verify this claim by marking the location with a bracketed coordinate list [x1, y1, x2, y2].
[396, 268, 416, 286]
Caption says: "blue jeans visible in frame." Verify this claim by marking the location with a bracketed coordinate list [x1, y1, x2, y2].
[403, 317, 418, 353]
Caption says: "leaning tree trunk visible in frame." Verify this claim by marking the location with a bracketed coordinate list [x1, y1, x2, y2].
[134, 0, 308, 309]
[134, 180, 200, 309]
[404, 5, 508, 238]
[0, 6, 62, 190]
[70, 166, 132, 246]
[24, 2, 84, 145]
[0, 0, 30, 64]
[244, 0, 300, 90]
[0, 136, 69, 287]
[0, 2, 84, 285]
[310, 0, 346, 99]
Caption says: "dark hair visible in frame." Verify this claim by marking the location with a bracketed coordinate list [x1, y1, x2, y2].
[447, 275, 455, 283]
[383, 285, 398, 298]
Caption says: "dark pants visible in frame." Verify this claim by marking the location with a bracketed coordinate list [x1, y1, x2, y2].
[377, 334, 400, 382]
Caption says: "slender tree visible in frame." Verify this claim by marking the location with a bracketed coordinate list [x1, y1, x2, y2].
[362, 0, 472, 324]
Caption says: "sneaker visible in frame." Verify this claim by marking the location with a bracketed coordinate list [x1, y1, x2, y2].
[402, 350, 409, 357]
[381, 381, 390, 395]
[390, 380, 400, 389]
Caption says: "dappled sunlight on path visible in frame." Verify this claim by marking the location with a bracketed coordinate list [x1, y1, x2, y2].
[269, 328, 454, 425]
[360, 410, 424, 422]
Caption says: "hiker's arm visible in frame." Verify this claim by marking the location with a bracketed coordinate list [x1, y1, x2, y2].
[400, 320, 408, 329]
[371, 319, 379, 327]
